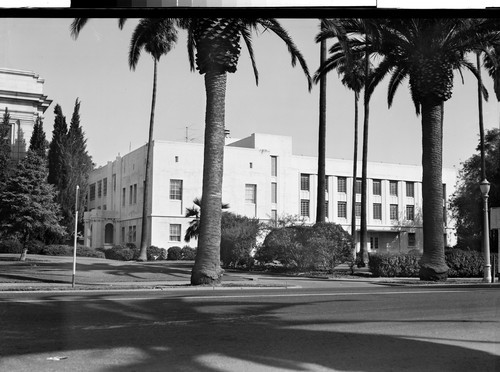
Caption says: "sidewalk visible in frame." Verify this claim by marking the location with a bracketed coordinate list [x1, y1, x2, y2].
[0, 254, 497, 292]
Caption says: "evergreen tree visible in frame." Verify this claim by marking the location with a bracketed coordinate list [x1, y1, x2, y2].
[29, 115, 48, 158]
[0, 151, 65, 260]
[0, 108, 12, 183]
[47, 104, 68, 188]
[63, 98, 93, 235]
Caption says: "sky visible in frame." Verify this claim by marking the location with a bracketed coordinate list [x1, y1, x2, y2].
[1, 16, 499, 172]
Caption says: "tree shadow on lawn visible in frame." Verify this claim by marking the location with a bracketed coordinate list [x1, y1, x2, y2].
[0, 293, 498, 371]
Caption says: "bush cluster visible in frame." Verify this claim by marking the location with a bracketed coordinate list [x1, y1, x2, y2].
[368, 253, 421, 277]
[368, 249, 496, 278]
[167, 246, 183, 260]
[257, 222, 353, 272]
[0, 239, 23, 254]
[220, 213, 261, 268]
[181, 246, 196, 260]
[103, 245, 139, 261]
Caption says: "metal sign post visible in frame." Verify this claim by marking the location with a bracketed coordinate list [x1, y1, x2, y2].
[490, 207, 500, 283]
[72, 185, 79, 288]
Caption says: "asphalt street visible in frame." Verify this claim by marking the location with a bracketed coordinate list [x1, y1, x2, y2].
[1, 285, 499, 371]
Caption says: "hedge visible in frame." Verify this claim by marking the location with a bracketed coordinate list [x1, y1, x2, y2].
[257, 222, 353, 272]
[369, 249, 496, 278]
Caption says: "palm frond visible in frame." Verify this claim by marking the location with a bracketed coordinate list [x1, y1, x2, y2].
[70, 18, 88, 39]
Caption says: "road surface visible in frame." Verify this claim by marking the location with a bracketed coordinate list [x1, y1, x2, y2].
[1, 284, 499, 371]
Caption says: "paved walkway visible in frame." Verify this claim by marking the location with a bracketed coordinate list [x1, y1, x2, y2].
[0, 254, 496, 291]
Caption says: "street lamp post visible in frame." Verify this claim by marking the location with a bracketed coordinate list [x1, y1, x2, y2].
[480, 179, 491, 283]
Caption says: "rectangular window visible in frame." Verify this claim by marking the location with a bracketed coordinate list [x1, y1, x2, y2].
[112, 174, 116, 192]
[271, 156, 277, 177]
[128, 226, 133, 243]
[169, 224, 181, 242]
[355, 202, 361, 217]
[300, 199, 310, 217]
[170, 179, 183, 200]
[338, 201, 347, 218]
[129, 185, 133, 204]
[300, 174, 310, 191]
[133, 184, 137, 204]
[373, 203, 382, 220]
[122, 188, 126, 206]
[103, 178, 108, 197]
[355, 179, 362, 194]
[390, 204, 398, 220]
[271, 209, 277, 225]
[97, 180, 102, 198]
[390, 180, 398, 196]
[370, 236, 379, 250]
[337, 177, 347, 193]
[271, 182, 277, 203]
[408, 233, 416, 247]
[103, 205, 107, 211]
[89, 183, 96, 201]
[121, 227, 125, 243]
[373, 180, 381, 196]
[245, 184, 257, 204]
[406, 205, 415, 221]
[406, 182, 415, 197]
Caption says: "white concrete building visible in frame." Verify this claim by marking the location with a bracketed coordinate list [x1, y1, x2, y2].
[0, 68, 52, 161]
[83, 133, 457, 254]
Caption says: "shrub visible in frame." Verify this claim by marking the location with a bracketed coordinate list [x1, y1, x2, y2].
[104, 245, 139, 261]
[369, 253, 421, 277]
[26, 240, 45, 255]
[41, 244, 72, 256]
[445, 249, 484, 278]
[220, 212, 261, 268]
[0, 239, 23, 254]
[181, 246, 196, 260]
[167, 246, 183, 260]
[76, 245, 105, 259]
[257, 222, 353, 272]
[147, 246, 167, 261]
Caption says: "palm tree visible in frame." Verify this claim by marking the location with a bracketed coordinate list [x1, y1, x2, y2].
[316, 19, 379, 266]
[483, 44, 500, 168]
[181, 18, 311, 285]
[184, 197, 229, 243]
[314, 40, 366, 261]
[370, 18, 500, 280]
[71, 18, 178, 262]
[128, 19, 178, 261]
[316, 19, 327, 223]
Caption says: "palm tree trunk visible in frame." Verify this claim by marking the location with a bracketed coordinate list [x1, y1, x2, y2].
[138, 59, 158, 262]
[191, 70, 227, 285]
[316, 33, 327, 223]
[351, 92, 359, 260]
[359, 48, 370, 266]
[477, 53, 486, 181]
[419, 98, 448, 281]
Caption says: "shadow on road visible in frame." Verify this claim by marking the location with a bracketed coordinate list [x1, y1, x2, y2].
[1, 292, 498, 371]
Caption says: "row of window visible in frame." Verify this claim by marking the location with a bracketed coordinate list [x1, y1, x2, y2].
[300, 199, 416, 221]
[337, 177, 415, 197]
[89, 178, 109, 201]
[370, 233, 416, 249]
[122, 184, 138, 206]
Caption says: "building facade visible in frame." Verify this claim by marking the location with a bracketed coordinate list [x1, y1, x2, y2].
[84, 133, 457, 254]
[0, 68, 52, 161]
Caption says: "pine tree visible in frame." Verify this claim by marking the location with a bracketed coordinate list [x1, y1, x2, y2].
[0, 151, 65, 260]
[29, 115, 48, 158]
[63, 98, 93, 235]
[47, 104, 68, 188]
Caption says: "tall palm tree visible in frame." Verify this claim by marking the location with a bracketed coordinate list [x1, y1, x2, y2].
[128, 19, 178, 261]
[181, 18, 312, 285]
[316, 19, 379, 266]
[314, 40, 366, 261]
[316, 19, 327, 223]
[483, 44, 500, 168]
[71, 18, 178, 262]
[370, 18, 500, 280]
